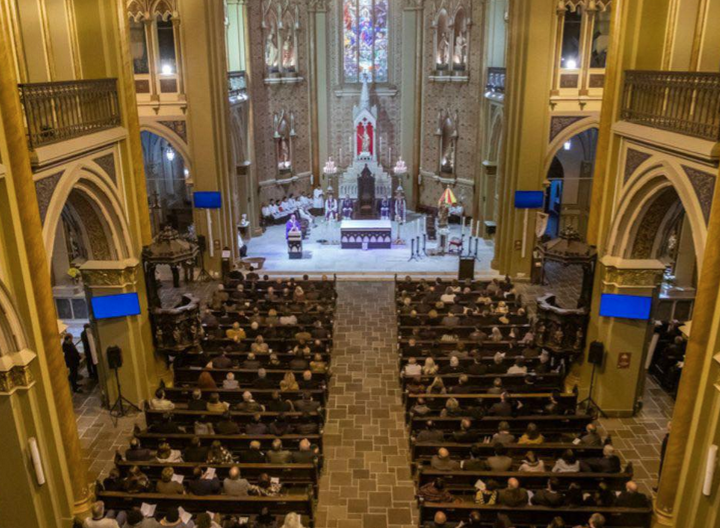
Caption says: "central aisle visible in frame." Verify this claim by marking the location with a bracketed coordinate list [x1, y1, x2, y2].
[316, 282, 418, 528]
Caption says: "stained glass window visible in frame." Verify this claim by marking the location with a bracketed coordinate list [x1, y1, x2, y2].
[343, 0, 388, 83]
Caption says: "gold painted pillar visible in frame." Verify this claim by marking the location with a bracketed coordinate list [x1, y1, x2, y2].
[79, 259, 165, 406]
[588, 257, 665, 416]
[307, 1, 323, 182]
[144, 18, 160, 102]
[0, 11, 91, 519]
[495, 0, 555, 276]
[172, 16, 186, 100]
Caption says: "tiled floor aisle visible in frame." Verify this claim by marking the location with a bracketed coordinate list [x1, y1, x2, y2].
[315, 282, 418, 528]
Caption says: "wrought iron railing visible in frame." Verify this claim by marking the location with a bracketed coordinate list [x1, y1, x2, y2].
[486, 67, 506, 95]
[18, 79, 121, 149]
[228, 71, 247, 100]
[621, 70, 720, 141]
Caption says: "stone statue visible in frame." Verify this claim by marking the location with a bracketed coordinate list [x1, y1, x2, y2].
[361, 127, 371, 153]
[438, 31, 450, 66]
[444, 142, 456, 170]
[279, 139, 290, 168]
[265, 32, 278, 70]
[454, 32, 467, 65]
[282, 32, 295, 70]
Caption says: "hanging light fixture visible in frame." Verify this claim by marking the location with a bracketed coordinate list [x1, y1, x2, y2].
[165, 148, 176, 161]
[161, 63, 174, 75]
[564, 140, 572, 151]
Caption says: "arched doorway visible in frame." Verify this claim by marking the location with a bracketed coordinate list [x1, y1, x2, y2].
[544, 127, 598, 239]
[42, 164, 135, 396]
[607, 162, 707, 397]
[140, 130, 193, 236]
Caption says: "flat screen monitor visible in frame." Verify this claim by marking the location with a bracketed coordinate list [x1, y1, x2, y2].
[514, 191, 544, 209]
[91, 293, 141, 320]
[599, 293, 653, 320]
[193, 191, 222, 209]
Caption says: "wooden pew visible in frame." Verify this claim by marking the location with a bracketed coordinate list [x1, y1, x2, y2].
[404, 393, 577, 413]
[134, 431, 324, 453]
[411, 442, 606, 462]
[114, 459, 319, 494]
[409, 414, 594, 435]
[173, 367, 329, 386]
[401, 373, 564, 392]
[419, 503, 652, 527]
[144, 409, 324, 428]
[96, 491, 315, 523]
[163, 387, 326, 406]
[417, 468, 632, 492]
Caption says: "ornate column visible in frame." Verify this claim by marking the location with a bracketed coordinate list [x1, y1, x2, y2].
[588, 257, 665, 415]
[0, 13, 91, 518]
[240, 0, 262, 236]
[144, 18, 160, 102]
[171, 16, 186, 100]
[307, 0, 327, 181]
[550, 3, 566, 97]
[578, 4, 597, 96]
[80, 259, 165, 405]
[410, 0, 425, 209]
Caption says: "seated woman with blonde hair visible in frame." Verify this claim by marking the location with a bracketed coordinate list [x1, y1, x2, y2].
[422, 357, 439, 376]
[280, 371, 299, 392]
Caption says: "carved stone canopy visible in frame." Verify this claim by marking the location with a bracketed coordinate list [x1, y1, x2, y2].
[538, 226, 597, 266]
[142, 225, 198, 266]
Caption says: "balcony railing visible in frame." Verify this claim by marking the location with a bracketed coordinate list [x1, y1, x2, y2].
[621, 70, 720, 141]
[486, 67, 506, 96]
[228, 71, 247, 100]
[18, 79, 121, 149]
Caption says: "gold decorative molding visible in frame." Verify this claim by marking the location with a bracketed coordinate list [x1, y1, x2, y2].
[602, 267, 664, 289]
[0, 349, 37, 396]
[79, 259, 141, 288]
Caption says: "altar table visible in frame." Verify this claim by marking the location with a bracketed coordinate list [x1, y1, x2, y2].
[340, 220, 392, 249]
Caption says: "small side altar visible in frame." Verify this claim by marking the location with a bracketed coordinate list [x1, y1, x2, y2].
[340, 220, 392, 249]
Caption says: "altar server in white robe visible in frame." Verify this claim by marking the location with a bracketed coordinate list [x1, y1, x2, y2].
[287, 194, 298, 213]
[298, 204, 315, 229]
[313, 185, 324, 212]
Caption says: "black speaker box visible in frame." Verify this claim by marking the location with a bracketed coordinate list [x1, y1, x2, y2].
[107, 346, 123, 370]
[588, 341, 605, 366]
[459, 257, 475, 281]
[197, 235, 207, 253]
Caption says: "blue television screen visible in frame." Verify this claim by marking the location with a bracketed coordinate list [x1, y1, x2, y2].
[91, 293, 141, 320]
[599, 294, 653, 320]
[514, 191, 544, 209]
[193, 191, 222, 209]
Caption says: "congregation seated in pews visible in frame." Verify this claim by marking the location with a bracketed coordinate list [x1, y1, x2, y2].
[93, 276, 337, 528]
[395, 277, 652, 528]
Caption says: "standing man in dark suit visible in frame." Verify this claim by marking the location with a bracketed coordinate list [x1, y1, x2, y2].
[80, 324, 98, 381]
[63, 333, 82, 393]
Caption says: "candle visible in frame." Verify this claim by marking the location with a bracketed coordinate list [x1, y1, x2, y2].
[349, 135, 353, 158]
[339, 147, 343, 165]
[389, 147, 393, 166]
[462, 217, 466, 236]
